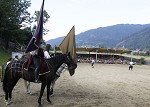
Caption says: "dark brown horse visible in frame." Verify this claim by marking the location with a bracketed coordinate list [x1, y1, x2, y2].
[3, 52, 77, 106]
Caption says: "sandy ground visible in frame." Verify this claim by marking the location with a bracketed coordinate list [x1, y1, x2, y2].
[0, 63, 150, 107]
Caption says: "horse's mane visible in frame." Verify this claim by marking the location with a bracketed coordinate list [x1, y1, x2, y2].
[47, 54, 66, 64]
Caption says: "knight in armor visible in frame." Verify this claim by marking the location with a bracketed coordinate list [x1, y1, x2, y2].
[43, 44, 65, 77]
[25, 40, 50, 83]
[28, 38, 45, 83]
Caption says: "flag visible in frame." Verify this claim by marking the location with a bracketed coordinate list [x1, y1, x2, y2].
[25, 0, 45, 53]
[59, 26, 77, 76]
[59, 26, 77, 63]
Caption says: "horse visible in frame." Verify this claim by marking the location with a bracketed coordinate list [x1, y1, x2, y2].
[3, 52, 77, 106]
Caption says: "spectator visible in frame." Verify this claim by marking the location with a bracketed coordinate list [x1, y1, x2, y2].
[91, 58, 95, 68]
[129, 61, 134, 70]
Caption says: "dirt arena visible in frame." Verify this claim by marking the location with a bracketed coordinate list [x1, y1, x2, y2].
[0, 63, 150, 107]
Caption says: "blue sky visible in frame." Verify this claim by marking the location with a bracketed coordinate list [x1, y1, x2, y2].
[28, 0, 150, 41]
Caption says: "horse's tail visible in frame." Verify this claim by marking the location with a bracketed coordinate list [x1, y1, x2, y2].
[3, 65, 9, 93]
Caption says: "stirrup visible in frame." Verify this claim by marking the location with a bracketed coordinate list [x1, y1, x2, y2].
[35, 79, 41, 83]
[24, 68, 28, 71]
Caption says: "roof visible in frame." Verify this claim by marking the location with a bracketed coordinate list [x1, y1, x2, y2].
[76, 48, 131, 54]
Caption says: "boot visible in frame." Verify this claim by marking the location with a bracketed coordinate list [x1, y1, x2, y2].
[35, 77, 40, 83]
[35, 69, 40, 83]
[35, 73, 40, 83]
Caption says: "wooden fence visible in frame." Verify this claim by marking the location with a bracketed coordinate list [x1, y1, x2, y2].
[0, 64, 4, 82]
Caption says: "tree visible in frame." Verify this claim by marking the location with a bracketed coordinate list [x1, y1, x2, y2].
[0, 0, 31, 49]
[31, 10, 50, 35]
[0, 0, 50, 50]
[45, 44, 51, 52]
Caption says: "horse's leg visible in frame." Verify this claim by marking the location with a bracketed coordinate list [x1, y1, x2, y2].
[50, 77, 59, 96]
[38, 83, 46, 107]
[8, 91, 12, 103]
[5, 90, 12, 105]
[49, 85, 53, 96]
[47, 82, 52, 104]
[5, 92, 9, 105]
[24, 80, 32, 94]
[24, 80, 28, 93]
[7, 78, 20, 105]
[27, 81, 32, 94]
[5, 92, 8, 101]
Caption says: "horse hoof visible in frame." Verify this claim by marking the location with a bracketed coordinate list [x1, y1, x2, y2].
[47, 99, 51, 102]
[38, 104, 42, 107]
[50, 91, 54, 96]
[27, 91, 32, 95]
[50, 102, 54, 105]
[48, 101, 53, 105]
[47, 99, 53, 105]
[50, 94, 54, 97]
[5, 102, 8, 105]
[28, 92, 32, 95]
[5, 99, 12, 105]
[5, 101, 10, 105]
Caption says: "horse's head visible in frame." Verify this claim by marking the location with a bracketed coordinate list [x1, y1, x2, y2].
[65, 52, 77, 76]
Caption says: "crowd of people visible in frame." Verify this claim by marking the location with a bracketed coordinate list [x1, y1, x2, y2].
[77, 55, 129, 64]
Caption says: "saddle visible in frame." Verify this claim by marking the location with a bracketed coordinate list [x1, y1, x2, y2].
[39, 58, 50, 75]
[23, 55, 50, 75]
[24, 55, 33, 70]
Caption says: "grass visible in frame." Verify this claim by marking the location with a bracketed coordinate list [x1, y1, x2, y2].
[0, 48, 10, 65]
[0, 48, 10, 79]
[122, 54, 150, 60]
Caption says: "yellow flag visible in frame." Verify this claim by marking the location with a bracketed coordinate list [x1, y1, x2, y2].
[59, 26, 77, 64]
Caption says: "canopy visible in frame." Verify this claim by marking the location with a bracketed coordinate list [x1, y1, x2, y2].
[76, 48, 131, 54]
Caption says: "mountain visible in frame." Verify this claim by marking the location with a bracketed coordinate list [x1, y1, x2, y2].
[46, 37, 64, 47]
[46, 24, 150, 49]
[116, 27, 150, 50]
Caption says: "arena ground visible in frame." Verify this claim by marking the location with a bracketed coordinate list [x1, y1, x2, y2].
[0, 63, 150, 107]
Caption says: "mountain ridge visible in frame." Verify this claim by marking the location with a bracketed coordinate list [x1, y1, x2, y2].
[46, 24, 150, 50]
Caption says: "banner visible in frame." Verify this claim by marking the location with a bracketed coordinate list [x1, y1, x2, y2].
[25, 0, 45, 53]
[59, 26, 77, 63]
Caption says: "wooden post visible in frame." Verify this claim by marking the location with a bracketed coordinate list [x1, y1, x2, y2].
[1, 64, 4, 82]
[0, 66, 1, 81]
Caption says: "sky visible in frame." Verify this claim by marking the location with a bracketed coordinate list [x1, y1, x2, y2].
[28, 0, 150, 41]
